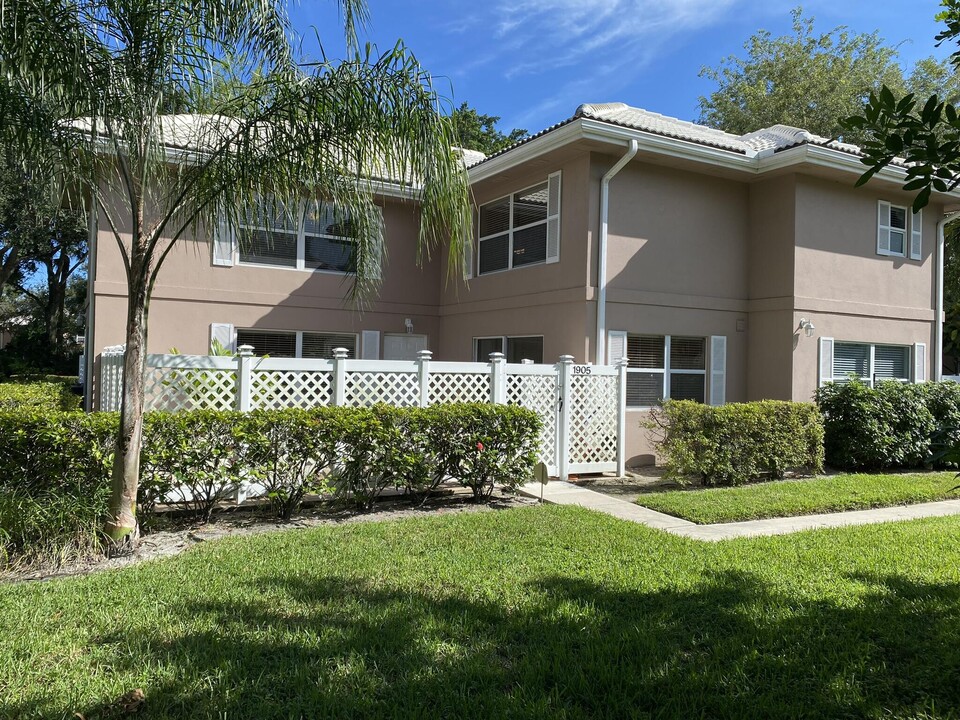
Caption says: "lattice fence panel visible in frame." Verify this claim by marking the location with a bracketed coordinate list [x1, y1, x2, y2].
[345, 371, 419, 407]
[429, 372, 489, 405]
[251, 371, 333, 409]
[144, 366, 237, 412]
[567, 374, 619, 465]
[507, 374, 557, 466]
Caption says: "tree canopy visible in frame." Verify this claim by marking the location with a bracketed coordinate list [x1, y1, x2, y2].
[698, 7, 960, 145]
[450, 102, 527, 155]
[0, 0, 472, 550]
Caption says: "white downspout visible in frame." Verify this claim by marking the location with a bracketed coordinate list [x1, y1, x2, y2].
[596, 138, 638, 365]
[936, 217, 946, 382]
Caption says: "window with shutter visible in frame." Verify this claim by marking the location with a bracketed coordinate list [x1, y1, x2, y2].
[910, 209, 922, 260]
[235, 329, 356, 358]
[877, 201, 908, 258]
[829, 341, 911, 385]
[477, 174, 560, 275]
[238, 198, 363, 272]
[624, 335, 706, 407]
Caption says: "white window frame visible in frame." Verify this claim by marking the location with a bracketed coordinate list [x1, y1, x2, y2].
[477, 180, 549, 276]
[626, 335, 707, 409]
[830, 341, 912, 386]
[472, 335, 545, 363]
[236, 328, 358, 358]
[877, 200, 910, 258]
[237, 199, 356, 274]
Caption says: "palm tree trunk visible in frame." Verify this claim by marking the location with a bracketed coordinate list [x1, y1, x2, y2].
[103, 270, 149, 552]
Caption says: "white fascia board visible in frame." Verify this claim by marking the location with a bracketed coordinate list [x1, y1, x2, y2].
[759, 144, 960, 202]
[468, 123, 587, 182]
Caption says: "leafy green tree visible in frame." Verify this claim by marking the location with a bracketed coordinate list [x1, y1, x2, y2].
[0, 0, 471, 551]
[842, 1, 960, 375]
[451, 102, 527, 155]
[698, 7, 957, 145]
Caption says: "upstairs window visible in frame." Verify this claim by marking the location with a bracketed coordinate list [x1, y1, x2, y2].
[475, 173, 560, 275]
[238, 200, 357, 272]
[878, 201, 922, 260]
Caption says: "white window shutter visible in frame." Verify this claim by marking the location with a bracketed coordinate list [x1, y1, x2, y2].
[361, 330, 380, 360]
[370, 206, 385, 280]
[914, 342, 927, 382]
[212, 215, 236, 267]
[877, 201, 891, 255]
[709, 336, 726, 406]
[463, 224, 474, 280]
[910, 209, 922, 260]
[546, 171, 561, 264]
[210, 323, 236, 353]
[607, 330, 627, 364]
[819, 336, 835, 386]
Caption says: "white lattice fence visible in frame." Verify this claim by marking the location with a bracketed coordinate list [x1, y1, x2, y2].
[98, 345, 627, 479]
[567, 371, 619, 470]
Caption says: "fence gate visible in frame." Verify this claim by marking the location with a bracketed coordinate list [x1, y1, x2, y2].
[99, 347, 627, 480]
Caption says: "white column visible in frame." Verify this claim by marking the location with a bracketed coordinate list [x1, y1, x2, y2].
[236, 344, 254, 411]
[616, 357, 628, 477]
[417, 349, 432, 407]
[333, 347, 349, 406]
[489, 351, 507, 404]
[557, 354, 574, 481]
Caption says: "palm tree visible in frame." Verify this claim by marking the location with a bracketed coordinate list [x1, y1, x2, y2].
[0, 0, 471, 551]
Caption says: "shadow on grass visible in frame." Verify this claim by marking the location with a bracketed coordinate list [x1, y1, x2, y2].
[14, 570, 960, 719]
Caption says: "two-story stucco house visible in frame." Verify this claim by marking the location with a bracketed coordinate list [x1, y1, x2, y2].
[85, 102, 960, 464]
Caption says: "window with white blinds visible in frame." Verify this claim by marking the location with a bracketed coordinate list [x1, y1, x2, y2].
[832, 342, 910, 384]
[625, 335, 706, 407]
[476, 173, 559, 275]
[238, 199, 358, 272]
[236, 329, 357, 358]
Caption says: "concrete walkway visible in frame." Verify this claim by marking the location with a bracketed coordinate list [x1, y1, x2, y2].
[518, 480, 960, 541]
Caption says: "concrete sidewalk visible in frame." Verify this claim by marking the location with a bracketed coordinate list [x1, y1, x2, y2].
[518, 480, 960, 541]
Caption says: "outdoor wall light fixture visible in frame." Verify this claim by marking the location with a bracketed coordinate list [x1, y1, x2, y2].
[799, 318, 815, 338]
[404, 318, 414, 334]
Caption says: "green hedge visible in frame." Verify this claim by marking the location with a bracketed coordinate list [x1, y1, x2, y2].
[0, 404, 542, 567]
[649, 400, 824, 486]
[0, 380, 82, 412]
[815, 379, 960, 470]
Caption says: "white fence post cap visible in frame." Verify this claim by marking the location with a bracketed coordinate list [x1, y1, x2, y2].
[417, 349, 433, 360]
[333, 347, 350, 359]
[558, 355, 575, 364]
[237, 344, 254, 357]
[488, 352, 505, 362]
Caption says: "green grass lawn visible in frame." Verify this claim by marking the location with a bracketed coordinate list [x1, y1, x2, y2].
[636, 472, 960, 524]
[3, 505, 960, 719]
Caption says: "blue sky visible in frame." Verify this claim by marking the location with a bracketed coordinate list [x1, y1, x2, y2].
[288, 0, 952, 136]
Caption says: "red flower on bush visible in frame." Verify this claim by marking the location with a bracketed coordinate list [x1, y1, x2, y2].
[476, 441, 484, 451]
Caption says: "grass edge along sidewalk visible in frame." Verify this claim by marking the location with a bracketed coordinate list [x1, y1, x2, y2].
[635, 472, 960, 524]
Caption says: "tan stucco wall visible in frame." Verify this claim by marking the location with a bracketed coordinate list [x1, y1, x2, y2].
[91, 195, 442, 356]
[439, 149, 593, 361]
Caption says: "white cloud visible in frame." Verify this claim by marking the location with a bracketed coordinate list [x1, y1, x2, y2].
[494, 0, 741, 77]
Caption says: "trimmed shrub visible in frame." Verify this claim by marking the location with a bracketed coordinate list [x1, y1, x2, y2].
[815, 379, 959, 470]
[141, 411, 246, 522]
[239, 408, 335, 520]
[0, 410, 117, 567]
[0, 381, 81, 412]
[428, 404, 543, 500]
[649, 400, 824, 486]
[0, 403, 544, 567]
